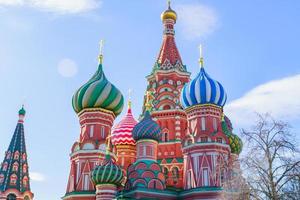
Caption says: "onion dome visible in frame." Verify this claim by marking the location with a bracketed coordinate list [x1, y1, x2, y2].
[111, 100, 137, 146]
[91, 155, 123, 186]
[161, 0, 177, 22]
[19, 106, 26, 115]
[125, 160, 165, 190]
[72, 44, 124, 116]
[180, 66, 227, 109]
[222, 116, 243, 154]
[132, 111, 161, 142]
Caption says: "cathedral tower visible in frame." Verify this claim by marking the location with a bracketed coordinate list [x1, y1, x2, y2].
[111, 99, 137, 174]
[0, 107, 34, 200]
[179, 51, 243, 199]
[63, 42, 124, 200]
[143, 1, 190, 189]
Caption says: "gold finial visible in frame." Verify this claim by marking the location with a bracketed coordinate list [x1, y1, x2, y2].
[128, 89, 132, 109]
[167, 0, 171, 9]
[98, 39, 104, 64]
[198, 44, 204, 68]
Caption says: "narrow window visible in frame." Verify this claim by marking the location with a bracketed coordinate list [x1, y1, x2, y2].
[201, 137, 208, 143]
[164, 132, 169, 142]
[213, 117, 217, 131]
[163, 167, 168, 180]
[0, 174, 4, 184]
[76, 162, 80, 183]
[203, 168, 209, 186]
[201, 117, 206, 131]
[187, 170, 192, 189]
[83, 174, 89, 190]
[101, 126, 105, 138]
[217, 138, 223, 143]
[220, 169, 225, 185]
[89, 125, 94, 138]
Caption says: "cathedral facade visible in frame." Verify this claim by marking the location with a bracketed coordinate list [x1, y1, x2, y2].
[63, 2, 244, 200]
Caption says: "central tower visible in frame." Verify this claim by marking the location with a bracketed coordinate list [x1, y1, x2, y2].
[142, 2, 190, 189]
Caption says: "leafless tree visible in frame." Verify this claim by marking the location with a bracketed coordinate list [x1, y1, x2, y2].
[241, 113, 300, 200]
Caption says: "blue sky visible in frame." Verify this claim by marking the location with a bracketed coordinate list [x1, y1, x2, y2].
[0, 0, 299, 199]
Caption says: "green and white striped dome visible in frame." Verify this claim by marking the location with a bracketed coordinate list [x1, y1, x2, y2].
[72, 62, 124, 116]
[91, 155, 124, 186]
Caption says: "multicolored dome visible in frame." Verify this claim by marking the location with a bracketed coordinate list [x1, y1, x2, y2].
[222, 117, 243, 155]
[72, 61, 124, 116]
[132, 111, 161, 142]
[125, 160, 166, 191]
[111, 101, 137, 146]
[180, 67, 227, 109]
[91, 155, 123, 186]
[161, 1, 177, 22]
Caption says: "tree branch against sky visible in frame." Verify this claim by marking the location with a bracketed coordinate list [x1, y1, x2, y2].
[241, 113, 300, 200]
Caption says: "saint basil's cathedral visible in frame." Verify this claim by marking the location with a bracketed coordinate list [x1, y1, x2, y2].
[0, 2, 246, 200]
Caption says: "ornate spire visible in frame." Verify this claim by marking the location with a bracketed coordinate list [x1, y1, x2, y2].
[155, 1, 185, 72]
[199, 44, 204, 68]
[98, 39, 104, 64]
[0, 107, 33, 198]
[128, 89, 132, 110]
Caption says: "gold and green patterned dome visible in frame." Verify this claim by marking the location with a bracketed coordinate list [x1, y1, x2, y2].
[72, 52, 124, 116]
[221, 116, 243, 155]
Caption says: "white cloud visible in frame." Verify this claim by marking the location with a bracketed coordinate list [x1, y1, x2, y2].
[225, 74, 300, 127]
[0, 0, 23, 6]
[30, 172, 46, 182]
[176, 4, 218, 39]
[0, 0, 102, 14]
[57, 58, 78, 77]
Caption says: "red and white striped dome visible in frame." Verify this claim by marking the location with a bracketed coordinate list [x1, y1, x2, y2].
[111, 101, 137, 146]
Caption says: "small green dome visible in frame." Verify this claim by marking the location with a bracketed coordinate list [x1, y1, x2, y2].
[19, 106, 26, 115]
[222, 118, 243, 154]
[91, 156, 123, 186]
[72, 63, 124, 116]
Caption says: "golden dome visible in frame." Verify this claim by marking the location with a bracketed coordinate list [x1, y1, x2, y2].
[161, 0, 177, 22]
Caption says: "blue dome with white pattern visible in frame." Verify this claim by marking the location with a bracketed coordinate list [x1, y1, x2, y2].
[180, 67, 227, 108]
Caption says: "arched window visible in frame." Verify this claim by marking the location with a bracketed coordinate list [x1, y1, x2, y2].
[163, 132, 169, 142]
[10, 174, 17, 185]
[6, 152, 11, 159]
[12, 162, 19, 172]
[23, 177, 28, 188]
[22, 153, 26, 161]
[23, 164, 27, 173]
[171, 167, 179, 184]
[2, 162, 8, 171]
[163, 167, 168, 180]
[14, 151, 19, 160]
[6, 194, 16, 200]
[0, 174, 4, 184]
